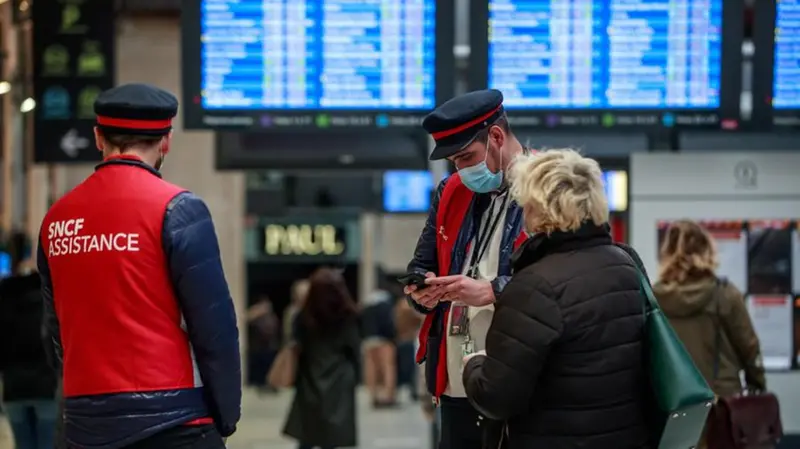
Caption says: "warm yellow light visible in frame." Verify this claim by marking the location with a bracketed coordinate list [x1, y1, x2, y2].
[20, 97, 36, 113]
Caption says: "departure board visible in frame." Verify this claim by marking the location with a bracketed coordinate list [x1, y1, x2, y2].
[382, 170, 434, 213]
[773, 0, 800, 110]
[182, 0, 451, 130]
[472, 0, 739, 129]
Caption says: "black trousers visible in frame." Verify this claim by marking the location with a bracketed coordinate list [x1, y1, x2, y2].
[121, 424, 225, 449]
[438, 396, 483, 449]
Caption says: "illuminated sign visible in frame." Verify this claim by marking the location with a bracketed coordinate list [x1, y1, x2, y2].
[383, 170, 435, 213]
[470, 0, 743, 130]
[181, 0, 455, 131]
[263, 224, 346, 257]
[602, 170, 628, 212]
[33, 0, 115, 162]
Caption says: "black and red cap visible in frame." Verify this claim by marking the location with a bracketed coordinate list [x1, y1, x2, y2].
[422, 89, 505, 160]
[94, 83, 178, 136]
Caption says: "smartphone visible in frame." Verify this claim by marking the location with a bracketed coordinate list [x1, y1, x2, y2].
[397, 272, 428, 290]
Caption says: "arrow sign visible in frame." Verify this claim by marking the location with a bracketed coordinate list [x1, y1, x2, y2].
[60, 128, 90, 158]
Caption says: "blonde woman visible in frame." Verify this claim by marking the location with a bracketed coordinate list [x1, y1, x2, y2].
[653, 220, 765, 397]
[462, 149, 650, 448]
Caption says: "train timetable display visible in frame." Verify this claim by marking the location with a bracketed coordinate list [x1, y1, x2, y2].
[473, 0, 741, 129]
[490, 0, 721, 109]
[187, 0, 445, 130]
[772, 0, 800, 110]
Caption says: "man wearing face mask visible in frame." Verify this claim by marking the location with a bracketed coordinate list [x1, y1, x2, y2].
[37, 84, 241, 449]
[403, 89, 528, 449]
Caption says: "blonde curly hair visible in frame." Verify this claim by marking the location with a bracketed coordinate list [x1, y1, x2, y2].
[658, 220, 719, 285]
[508, 149, 609, 234]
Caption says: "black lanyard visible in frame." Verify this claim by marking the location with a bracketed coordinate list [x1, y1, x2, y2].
[467, 192, 509, 278]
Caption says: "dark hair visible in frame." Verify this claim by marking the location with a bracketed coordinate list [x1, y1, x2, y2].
[100, 132, 163, 151]
[475, 115, 512, 142]
[301, 267, 357, 332]
[495, 115, 511, 133]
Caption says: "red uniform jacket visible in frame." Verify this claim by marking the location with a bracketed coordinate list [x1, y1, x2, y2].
[41, 158, 196, 397]
[413, 174, 527, 398]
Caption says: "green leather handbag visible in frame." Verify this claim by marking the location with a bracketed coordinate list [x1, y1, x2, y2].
[636, 270, 716, 449]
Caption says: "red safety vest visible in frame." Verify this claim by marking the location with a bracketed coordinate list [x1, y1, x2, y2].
[40, 155, 198, 398]
[415, 174, 527, 398]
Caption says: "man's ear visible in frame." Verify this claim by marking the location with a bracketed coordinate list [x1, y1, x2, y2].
[489, 125, 506, 149]
[161, 132, 172, 155]
[93, 127, 105, 152]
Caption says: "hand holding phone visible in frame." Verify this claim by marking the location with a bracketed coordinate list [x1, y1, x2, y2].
[398, 272, 428, 290]
[400, 272, 440, 309]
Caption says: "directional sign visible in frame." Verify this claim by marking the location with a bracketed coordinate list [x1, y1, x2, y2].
[33, 0, 115, 163]
[60, 128, 90, 158]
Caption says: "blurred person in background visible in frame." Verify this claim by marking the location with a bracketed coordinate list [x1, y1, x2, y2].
[394, 296, 423, 402]
[405, 89, 527, 449]
[361, 288, 398, 408]
[37, 84, 241, 449]
[462, 149, 650, 448]
[653, 220, 766, 448]
[247, 295, 280, 394]
[0, 416, 12, 449]
[284, 279, 310, 344]
[0, 259, 58, 449]
[283, 268, 360, 449]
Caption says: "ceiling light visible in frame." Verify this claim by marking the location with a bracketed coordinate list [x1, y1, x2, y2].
[20, 97, 35, 113]
[0, 81, 10, 95]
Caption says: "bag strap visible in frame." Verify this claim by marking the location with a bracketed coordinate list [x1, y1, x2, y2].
[712, 278, 728, 381]
[611, 243, 657, 313]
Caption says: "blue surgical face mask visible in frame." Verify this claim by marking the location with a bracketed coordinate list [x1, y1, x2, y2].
[458, 139, 503, 193]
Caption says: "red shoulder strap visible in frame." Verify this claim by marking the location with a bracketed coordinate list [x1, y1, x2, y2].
[435, 174, 474, 276]
[513, 230, 528, 249]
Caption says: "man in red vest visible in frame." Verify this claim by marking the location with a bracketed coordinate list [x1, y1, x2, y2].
[403, 89, 528, 449]
[37, 83, 241, 449]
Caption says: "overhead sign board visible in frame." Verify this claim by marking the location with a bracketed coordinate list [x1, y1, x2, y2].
[33, 0, 115, 163]
[470, 0, 744, 130]
[263, 224, 346, 257]
[181, 0, 455, 132]
[244, 215, 361, 263]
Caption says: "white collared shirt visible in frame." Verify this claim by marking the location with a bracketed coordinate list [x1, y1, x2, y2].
[444, 191, 508, 397]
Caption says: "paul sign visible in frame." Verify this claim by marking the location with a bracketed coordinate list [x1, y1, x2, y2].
[263, 224, 345, 257]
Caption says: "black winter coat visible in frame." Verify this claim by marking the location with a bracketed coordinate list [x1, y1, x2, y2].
[0, 272, 58, 402]
[283, 316, 360, 448]
[463, 223, 650, 449]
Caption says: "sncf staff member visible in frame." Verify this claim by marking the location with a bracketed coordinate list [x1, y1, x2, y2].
[404, 89, 527, 449]
[37, 83, 241, 449]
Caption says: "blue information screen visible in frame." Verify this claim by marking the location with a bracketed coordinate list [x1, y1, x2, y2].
[383, 170, 434, 213]
[0, 252, 10, 278]
[773, 0, 800, 109]
[201, 0, 437, 110]
[488, 0, 723, 109]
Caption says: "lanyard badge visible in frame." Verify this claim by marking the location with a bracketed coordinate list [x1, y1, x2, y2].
[461, 336, 475, 358]
[449, 304, 470, 336]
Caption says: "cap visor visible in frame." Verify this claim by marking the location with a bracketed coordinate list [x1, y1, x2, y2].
[429, 142, 466, 161]
[429, 130, 485, 160]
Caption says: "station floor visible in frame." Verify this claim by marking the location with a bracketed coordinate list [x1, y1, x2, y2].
[0, 388, 432, 449]
[228, 388, 430, 449]
[2, 377, 799, 449]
